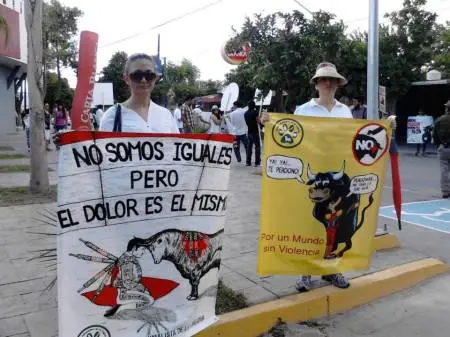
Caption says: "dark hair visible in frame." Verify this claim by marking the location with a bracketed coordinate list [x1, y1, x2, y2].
[248, 100, 256, 110]
[177, 102, 182, 107]
[353, 96, 365, 104]
[185, 95, 195, 102]
[234, 100, 243, 108]
[127, 237, 148, 251]
[124, 53, 157, 75]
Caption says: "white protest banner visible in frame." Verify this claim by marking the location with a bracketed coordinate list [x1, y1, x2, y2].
[407, 116, 434, 144]
[57, 131, 234, 337]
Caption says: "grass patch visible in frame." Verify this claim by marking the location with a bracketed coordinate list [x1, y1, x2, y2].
[0, 146, 14, 151]
[0, 165, 53, 173]
[0, 153, 26, 160]
[0, 185, 57, 207]
[215, 280, 248, 315]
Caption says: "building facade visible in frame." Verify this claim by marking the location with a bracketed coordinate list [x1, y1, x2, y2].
[0, 0, 27, 134]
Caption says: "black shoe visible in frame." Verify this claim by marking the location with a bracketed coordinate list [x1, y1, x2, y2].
[246, 163, 251, 166]
[104, 305, 121, 317]
[443, 194, 449, 199]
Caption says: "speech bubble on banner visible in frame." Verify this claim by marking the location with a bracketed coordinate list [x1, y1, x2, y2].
[266, 155, 305, 183]
[347, 174, 378, 196]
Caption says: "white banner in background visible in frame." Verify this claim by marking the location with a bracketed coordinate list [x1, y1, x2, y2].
[407, 116, 434, 144]
[56, 131, 234, 337]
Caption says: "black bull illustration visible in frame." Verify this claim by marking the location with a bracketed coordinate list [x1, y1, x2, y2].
[306, 161, 374, 259]
[135, 229, 223, 300]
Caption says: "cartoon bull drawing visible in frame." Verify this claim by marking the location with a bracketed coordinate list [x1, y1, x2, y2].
[141, 229, 224, 300]
[306, 161, 374, 259]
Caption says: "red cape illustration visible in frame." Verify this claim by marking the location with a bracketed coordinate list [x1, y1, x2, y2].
[81, 266, 179, 307]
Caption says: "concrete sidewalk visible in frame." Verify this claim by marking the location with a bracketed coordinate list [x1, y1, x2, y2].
[0, 131, 447, 336]
[267, 273, 450, 337]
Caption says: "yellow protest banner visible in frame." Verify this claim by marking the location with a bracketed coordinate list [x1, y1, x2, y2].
[257, 114, 392, 276]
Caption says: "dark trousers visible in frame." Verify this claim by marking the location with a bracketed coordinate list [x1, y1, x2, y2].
[234, 134, 248, 162]
[246, 131, 261, 166]
[416, 143, 427, 154]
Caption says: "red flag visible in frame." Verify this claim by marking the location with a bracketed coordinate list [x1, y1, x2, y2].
[389, 136, 402, 230]
[71, 31, 99, 131]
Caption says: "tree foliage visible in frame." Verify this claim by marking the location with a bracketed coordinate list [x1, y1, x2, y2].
[98, 51, 129, 103]
[432, 21, 450, 78]
[224, 0, 443, 112]
[44, 72, 74, 108]
[42, 0, 82, 95]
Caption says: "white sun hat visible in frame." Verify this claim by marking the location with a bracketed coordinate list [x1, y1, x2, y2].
[310, 62, 348, 86]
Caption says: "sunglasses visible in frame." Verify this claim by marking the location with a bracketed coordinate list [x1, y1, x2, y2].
[317, 77, 338, 82]
[129, 70, 158, 82]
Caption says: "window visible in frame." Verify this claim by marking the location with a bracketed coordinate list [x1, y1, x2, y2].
[2, 0, 6, 6]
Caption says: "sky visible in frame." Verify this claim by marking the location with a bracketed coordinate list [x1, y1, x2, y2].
[59, 0, 450, 88]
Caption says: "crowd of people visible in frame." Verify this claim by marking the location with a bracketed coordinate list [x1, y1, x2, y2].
[21, 103, 71, 152]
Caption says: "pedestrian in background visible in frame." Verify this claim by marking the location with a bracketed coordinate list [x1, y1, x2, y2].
[226, 100, 248, 163]
[415, 110, 430, 157]
[244, 100, 261, 167]
[181, 95, 195, 133]
[351, 96, 367, 119]
[22, 109, 31, 152]
[174, 103, 183, 133]
[433, 100, 450, 198]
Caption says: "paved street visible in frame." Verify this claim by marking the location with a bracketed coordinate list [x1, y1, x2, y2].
[0, 130, 449, 336]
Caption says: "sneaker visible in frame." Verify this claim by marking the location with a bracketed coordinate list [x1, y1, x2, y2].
[322, 273, 350, 289]
[295, 275, 313, 292]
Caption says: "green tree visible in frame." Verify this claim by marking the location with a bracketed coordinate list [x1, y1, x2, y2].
[44, 72, 74, 108]
[225, 11, 348, 112]
[432, 22, 450, 77]
[43, 0, 82, 97]
[98, 51, 129, 103]
[381, 0, 439, 103]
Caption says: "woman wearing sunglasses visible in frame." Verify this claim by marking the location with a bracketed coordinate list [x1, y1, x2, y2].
[99, 53, 179, 133]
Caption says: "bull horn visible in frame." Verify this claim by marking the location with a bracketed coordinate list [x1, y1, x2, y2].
[307, 164, 316, 181]
[332, 161, 346, 180]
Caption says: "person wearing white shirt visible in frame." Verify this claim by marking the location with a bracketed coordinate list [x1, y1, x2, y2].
[174, 103, 183, 133]
[293, 62, 353, 292]
[226, 101, 248, 163]
[99, 53, 179, 133]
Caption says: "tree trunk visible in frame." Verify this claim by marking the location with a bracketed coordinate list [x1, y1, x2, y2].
[56, 53, 61, 100]
[26, 0, 50, 194]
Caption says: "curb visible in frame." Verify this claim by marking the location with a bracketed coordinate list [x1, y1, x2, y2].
[196, 258, 449, 337]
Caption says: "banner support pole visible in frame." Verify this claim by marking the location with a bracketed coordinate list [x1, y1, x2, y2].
[367, 0, 379, 120]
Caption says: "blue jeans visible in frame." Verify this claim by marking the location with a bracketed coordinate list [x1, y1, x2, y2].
[247, 132, 261, 166]
[234, 134, 248, 162]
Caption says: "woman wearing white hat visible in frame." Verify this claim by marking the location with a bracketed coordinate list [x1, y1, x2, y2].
[294, 62, 352, 292]
[261, 61, 397, 292]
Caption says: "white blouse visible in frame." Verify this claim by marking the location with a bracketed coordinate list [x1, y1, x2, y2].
[100, 101, 180, 133]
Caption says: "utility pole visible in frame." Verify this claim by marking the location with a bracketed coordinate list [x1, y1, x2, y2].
[367, 0, 379, 120]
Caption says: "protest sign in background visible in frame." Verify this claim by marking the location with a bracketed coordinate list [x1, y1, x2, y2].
[56, 131, 233, 337]
[407, 116, 434, 144]
[257, 115, 391, 276]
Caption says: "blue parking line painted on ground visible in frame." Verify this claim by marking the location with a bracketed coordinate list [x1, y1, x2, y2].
[379, 199, 450, 234]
